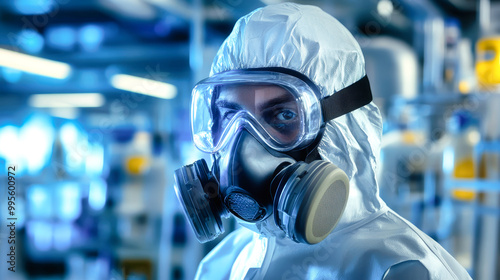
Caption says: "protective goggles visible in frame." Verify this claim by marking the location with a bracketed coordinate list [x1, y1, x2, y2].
[191, 68, 373, 153]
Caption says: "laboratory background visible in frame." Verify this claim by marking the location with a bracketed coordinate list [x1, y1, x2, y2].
[0, 0, 499, 279]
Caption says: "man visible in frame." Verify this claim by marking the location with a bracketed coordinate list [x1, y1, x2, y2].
[175, 3, 471, 279]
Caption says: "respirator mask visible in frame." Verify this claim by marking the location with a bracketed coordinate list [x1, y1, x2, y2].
[174, 68, 373, 244]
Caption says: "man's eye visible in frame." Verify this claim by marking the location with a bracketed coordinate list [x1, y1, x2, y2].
[276, 110, 297, 121]
[222, 111, 237, 121]
[219, 110, 238, 128]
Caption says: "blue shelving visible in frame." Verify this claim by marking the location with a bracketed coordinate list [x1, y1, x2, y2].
[441, 140, 500, 279]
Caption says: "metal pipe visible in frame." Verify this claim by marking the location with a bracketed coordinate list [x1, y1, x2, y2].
[190, 0, 204, 84]
[402, 0, 445, 93]
[478, 0, 491, 36]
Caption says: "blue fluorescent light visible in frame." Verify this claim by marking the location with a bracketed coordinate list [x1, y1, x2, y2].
[28, 221, 52, 251]
[57, 183, 81, 221]
[27, 185, 53, 218]
[111, 74, 177, 99]
[53, 223, 72, 251]
[60, 122, 80, 148]
[89, 179, 107, 211]
[17, 29, 44, 53]
[14, 0, 53, 15]
[0, 125, 20, 165]
[442, 147, 455, 174]
[60, 122, 85, 175]
[86, 144, 104, 176]
[29, 93, 105, 108]
[79, 24, 104, 51]
[20, 114, 54, 175]
[0, 48, 71, 79]
[46, 25, 77, 51]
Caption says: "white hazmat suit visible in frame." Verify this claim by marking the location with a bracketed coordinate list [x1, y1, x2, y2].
[195, 3, 472, 280]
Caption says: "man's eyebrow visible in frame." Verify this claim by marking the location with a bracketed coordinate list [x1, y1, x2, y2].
[215, 100, 244, 110]
[257, 95, 295, 112]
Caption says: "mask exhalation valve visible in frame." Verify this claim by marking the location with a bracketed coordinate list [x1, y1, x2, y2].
[225, 192, 267, 221]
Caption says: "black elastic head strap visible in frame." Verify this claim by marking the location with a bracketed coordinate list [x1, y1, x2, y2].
[303, 75, 372, 163]
[321, 75, 373, 122]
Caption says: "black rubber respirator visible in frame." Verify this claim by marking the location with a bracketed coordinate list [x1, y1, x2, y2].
[174, 69, 373, 244]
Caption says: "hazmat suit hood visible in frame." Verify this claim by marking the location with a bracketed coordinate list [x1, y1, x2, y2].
[196, 3, 472, 280]
[211, 2, 385, 231]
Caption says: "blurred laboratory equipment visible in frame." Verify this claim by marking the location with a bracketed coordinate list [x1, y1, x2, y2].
[476, 36, 500, 91]
[378, 126, 428, 225]
[474, 34, 500, 280]
[0, 114, 113, 280]
[364, 35, 430, 232]
[440, 111, 480, 271]
[443, 18, 461, 92]
[443, 19, 476, 94]
[0, 109, 187, 280]
[370, 1, 500, 278]
[362, 36, 418, 123]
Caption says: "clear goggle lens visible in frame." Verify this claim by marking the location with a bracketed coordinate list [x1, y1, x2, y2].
[191, 71, 322, 153]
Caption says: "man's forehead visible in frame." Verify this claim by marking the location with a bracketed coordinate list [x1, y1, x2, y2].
[218, 84, 291, 102]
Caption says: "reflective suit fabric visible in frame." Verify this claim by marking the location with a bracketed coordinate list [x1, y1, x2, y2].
[196, 3, 471, 280]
